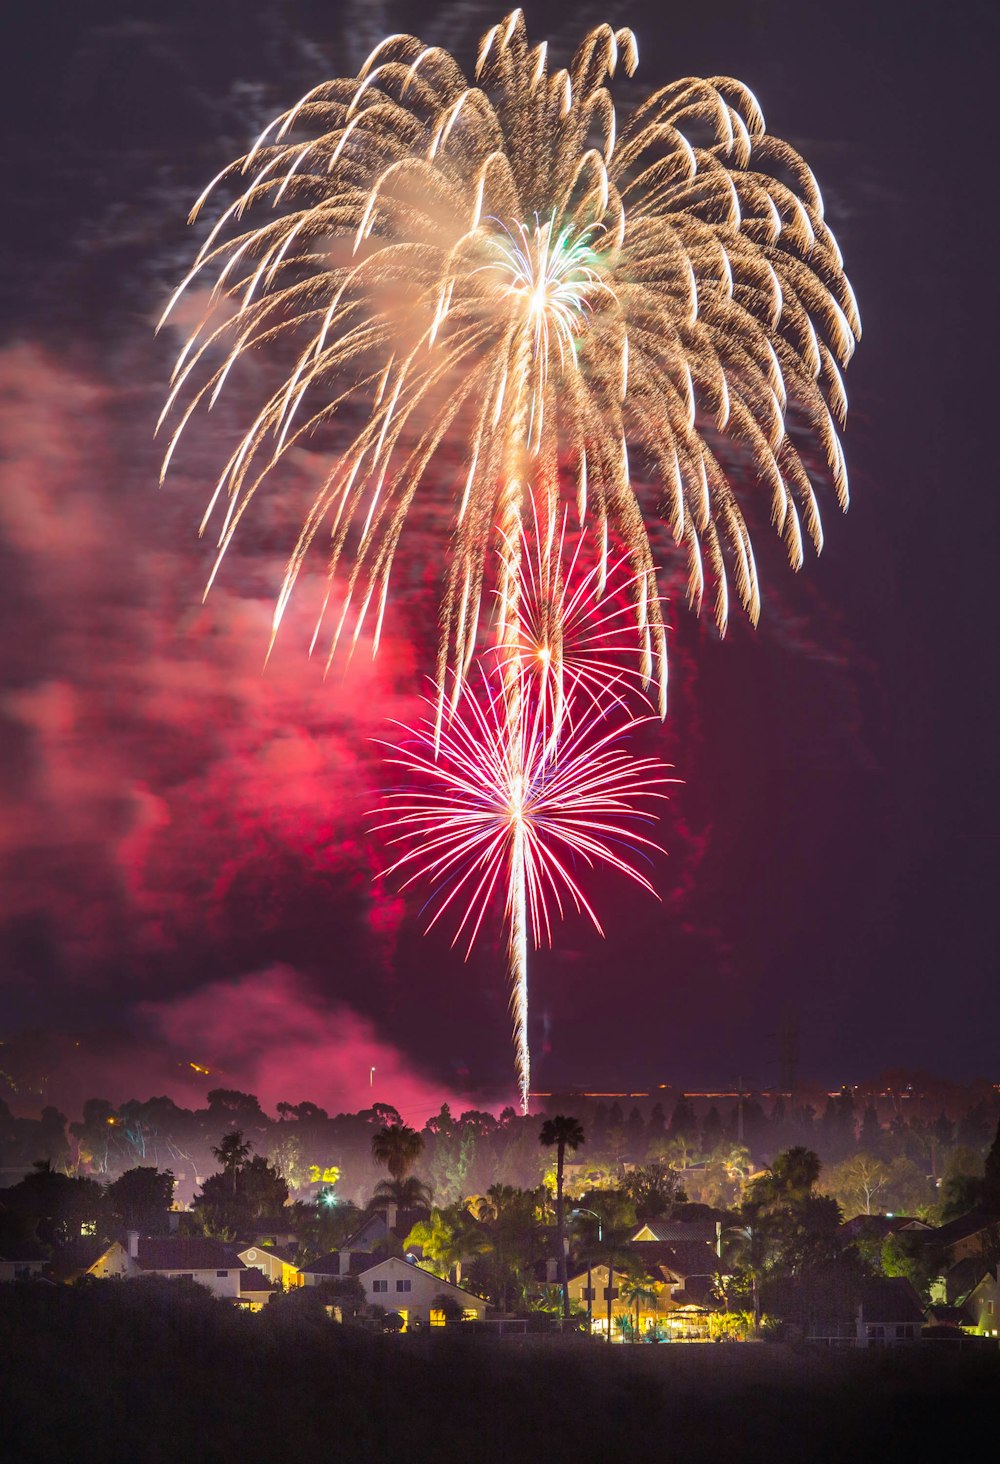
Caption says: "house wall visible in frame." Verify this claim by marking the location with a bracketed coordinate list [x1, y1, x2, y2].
[359, 1257, 485, 1327]
[238, 1247, 302, 1288]
[140, 1266, 242, 1299]
[0, 1259, 45, 1283]
[88, 1243, 130, 1280]
[966, 1273, 999, 1337]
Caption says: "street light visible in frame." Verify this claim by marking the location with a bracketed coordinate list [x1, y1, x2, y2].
[572, 1207, 603, 1337]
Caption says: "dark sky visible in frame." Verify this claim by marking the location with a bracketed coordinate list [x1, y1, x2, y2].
[1, 0, 997, 1120]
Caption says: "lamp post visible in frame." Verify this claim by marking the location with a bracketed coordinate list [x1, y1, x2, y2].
[573, 1207, 603, 1337]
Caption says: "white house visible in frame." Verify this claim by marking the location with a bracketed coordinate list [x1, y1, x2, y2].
[128, 1234, 244, 1299]
[356, 1256, 487, 1330]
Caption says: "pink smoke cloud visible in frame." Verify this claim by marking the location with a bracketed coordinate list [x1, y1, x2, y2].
[138, 965, 484, 1124]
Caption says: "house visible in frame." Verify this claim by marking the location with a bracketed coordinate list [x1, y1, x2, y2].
[933, 1257, 999, 1337]
[841, 1215, 933, 1243]
[0, 1244, 47, 1283]
[765, 1269, 926, 1345]
[128, 1233, 245, 1299]
[963, 1266, 999, 1337]
[301, 1249, 374, 1285]
[47, 1239, 130, 1284]
[299, 1204, 430, 1285]
[237, 1266, 279, 1311]
[355, 1256, 486, 1330]
[933, 1210, 1000, 1264]
[237, 1243, 303, 1289]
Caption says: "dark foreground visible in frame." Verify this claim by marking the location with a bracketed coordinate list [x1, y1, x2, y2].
[1, 1281, 993, 1463]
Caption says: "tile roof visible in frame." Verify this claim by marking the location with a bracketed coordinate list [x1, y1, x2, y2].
[630, 1239, 717, 1277]
[136, 1238, 244, 1272]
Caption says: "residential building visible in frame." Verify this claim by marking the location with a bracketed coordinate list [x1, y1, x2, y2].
[237, 1243, 303, 1289]
[355, 1256, 486, 1330]
[127, 1233, 244, 1299]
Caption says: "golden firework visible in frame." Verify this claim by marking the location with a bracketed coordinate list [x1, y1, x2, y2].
[159, 8, 859, 707]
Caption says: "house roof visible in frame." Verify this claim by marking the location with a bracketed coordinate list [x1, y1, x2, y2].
[136, 1238, 244, 1272]
[0, 1243, 48, 1264]
[630, 1239, 716, 1278]
[841, 1215, 931, 1240]
[944, 1256, 994, 1304]
[46, 1240, 120, 1283]
[633, 1220, 718, 1245]
[857, 1276, 927, 1324]
[667, 1274, 717, 1307]
[934, 1210, 996, 1246]
[301, 1249, 373, 1276]
[764, 1268, 926, 1326]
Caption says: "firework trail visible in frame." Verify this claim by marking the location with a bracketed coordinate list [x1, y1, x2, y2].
[159, 8, 859, 1105]
[375, 668, 672, 1107]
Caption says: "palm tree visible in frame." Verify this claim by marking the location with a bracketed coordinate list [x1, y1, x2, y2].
[619, 1271, 660, 1342]
[472, 1184, 545, 1311]
[212, 1130, 251, 1195]
[403, 1203, 484, 1286]
[575, 1193, 636, 1342]
[371, 1175, 433, 1213]
[371, 1123, 424, 1181]
[539, 1115, 585, 1320]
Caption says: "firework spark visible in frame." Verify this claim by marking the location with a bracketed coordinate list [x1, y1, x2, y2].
[159, 7, 858, 699]
[375, 669, 672, 1107]
[494, 511, 666, 747]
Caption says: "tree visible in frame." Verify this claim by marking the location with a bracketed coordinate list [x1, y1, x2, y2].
[371, 1123, 424, 1182]
[822, 1153, 891, 1217]
[106, 1167, 175, 1233]
[404, 1204, 484, 1286]
[371, 1175, 433, 1213]
[619, 1270, 660, 1342]
[539, 1115, 585, 1320]
[881, 1231, 948, 1302]
[195, 1147, 287, 1237]
[574, 1191, 637, 1342]
[618, 1161, 684, 1221]
[666, 1094, 698, 1146]
[212, 1131, 252, 1195]
[981, 1117, 1000, 1215]
[470, 1185, 545, 1311]
[6, 1162, 106, 1247]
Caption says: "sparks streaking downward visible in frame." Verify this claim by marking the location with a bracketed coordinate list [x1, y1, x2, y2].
[375, 672, 672, 1108]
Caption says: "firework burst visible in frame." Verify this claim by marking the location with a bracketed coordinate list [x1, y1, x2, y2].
[159, 7, 858, 700]
[375, 669, 672, 1107]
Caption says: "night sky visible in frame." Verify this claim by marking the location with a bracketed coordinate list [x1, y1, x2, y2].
[1, 0, 997, 1121]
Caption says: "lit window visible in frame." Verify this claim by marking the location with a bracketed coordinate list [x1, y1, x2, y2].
[396, 1279, 412, 1293]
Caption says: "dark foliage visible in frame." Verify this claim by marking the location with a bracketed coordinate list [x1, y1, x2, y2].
[0, 1279, 996, 1463]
